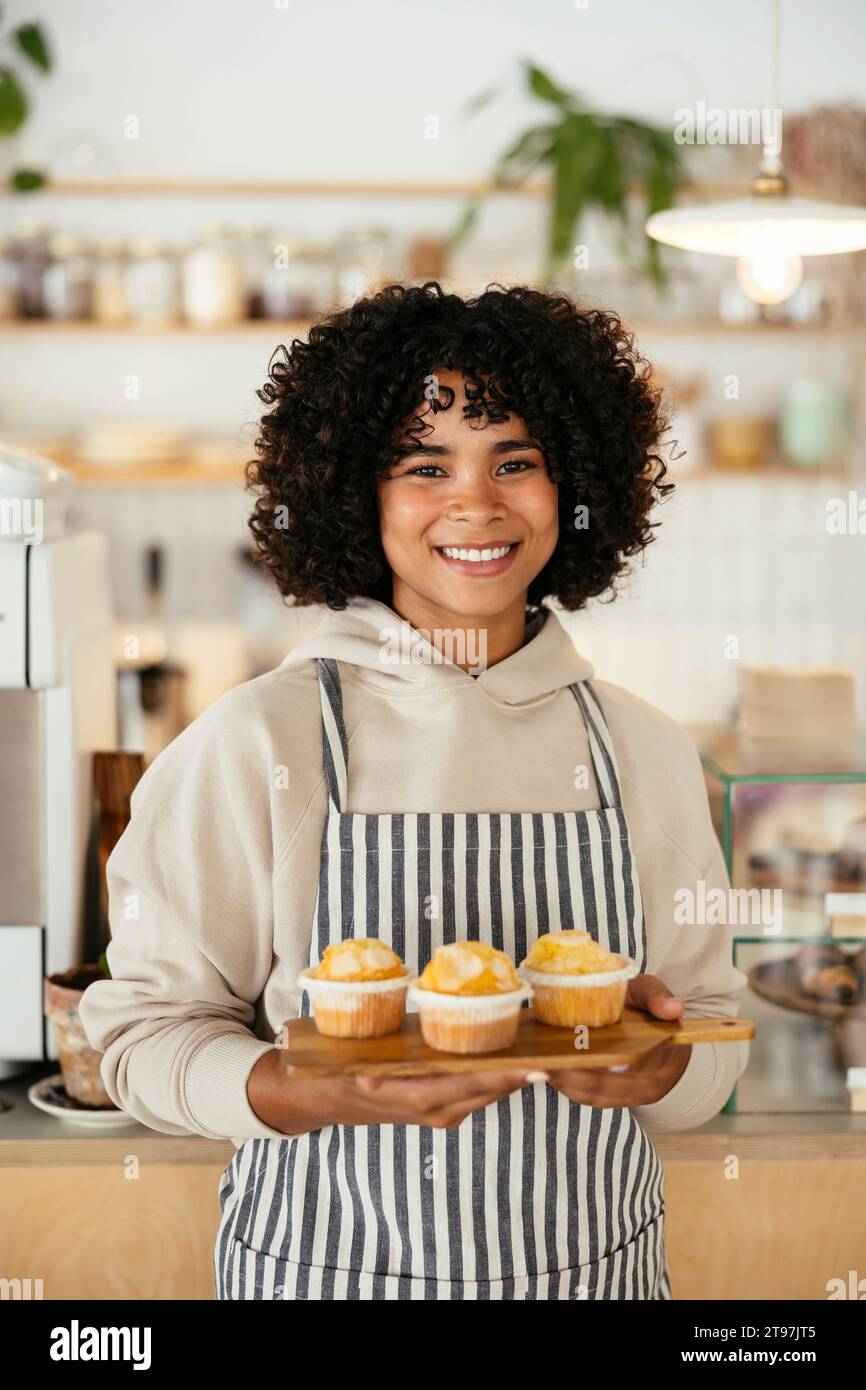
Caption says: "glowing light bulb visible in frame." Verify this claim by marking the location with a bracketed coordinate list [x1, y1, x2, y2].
[736, 244, 803, 305]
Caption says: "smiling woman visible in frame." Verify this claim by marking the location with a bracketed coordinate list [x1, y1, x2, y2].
[246, 280, 675, 622]
[80, 276, 749, 1305]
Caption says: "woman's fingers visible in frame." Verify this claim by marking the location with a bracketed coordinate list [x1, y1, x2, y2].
[353, 1067, 536, 1122]
[627, 972, 685, 1019]
[353, 1074, 385, 1092]
[356, 1068, 532, 1098]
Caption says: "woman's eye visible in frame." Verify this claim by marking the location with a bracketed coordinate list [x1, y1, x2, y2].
[497, 456, 538, 474]
[396, 456, 540, 478]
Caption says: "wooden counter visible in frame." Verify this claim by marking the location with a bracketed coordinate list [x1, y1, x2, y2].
[3, 1065, 865, 1300]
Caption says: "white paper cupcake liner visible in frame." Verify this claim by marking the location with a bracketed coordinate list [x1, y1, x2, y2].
[298, 965, 416, 1009]
[407, 981, 533, 1019]
[517, 959, 639, 990]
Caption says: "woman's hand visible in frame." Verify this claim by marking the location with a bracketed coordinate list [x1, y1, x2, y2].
[248, 1047, 537, 1135]
[248, 975, 692, 1134]
[532, 974, 692, 1108]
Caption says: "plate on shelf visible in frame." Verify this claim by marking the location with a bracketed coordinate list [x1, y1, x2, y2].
[749, 959, 866, 1020]
[276, 1007, 755, 1078]
[27, 1074, 133, 1128]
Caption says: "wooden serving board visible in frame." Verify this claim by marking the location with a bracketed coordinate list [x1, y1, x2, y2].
[276, 1006, 755, 1077]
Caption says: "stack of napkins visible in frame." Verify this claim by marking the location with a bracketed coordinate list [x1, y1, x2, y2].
[738, 666, 856, 741]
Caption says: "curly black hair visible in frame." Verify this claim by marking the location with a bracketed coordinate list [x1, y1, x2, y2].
[245, 280, 674, 611]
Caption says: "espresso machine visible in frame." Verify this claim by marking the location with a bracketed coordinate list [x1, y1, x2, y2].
[0, 445, 117, 1080]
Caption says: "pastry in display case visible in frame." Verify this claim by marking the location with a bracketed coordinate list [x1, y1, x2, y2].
[694, 725, 866, 1116]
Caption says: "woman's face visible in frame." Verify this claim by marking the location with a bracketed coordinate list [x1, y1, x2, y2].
[377, 369, 559, 621]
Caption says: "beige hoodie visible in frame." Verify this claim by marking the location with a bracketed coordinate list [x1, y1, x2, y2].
[80, 597, 749, 1149]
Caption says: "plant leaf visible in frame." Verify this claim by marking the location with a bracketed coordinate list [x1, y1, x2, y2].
[525, 61, 580, 113]
[98, 951, 111, 979]
[0, 68, 28, 135]
[462, 82, 500, 119]
[594, 127, 627, 214]
[547, 113, 614, 264]
[491, 122, 555, 187]
[14, 23, 52, 72]
[12, 167, 44, 190]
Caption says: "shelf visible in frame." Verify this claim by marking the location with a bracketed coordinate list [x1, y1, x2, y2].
[20, 445, 252, 488]
[61, 462, 858, 490]
[11, 177, 795, 200]
[677, 463, 855, 481]
[631, 321, 865, 338]
[1, 317, 861, 338]
[66, 463, 246, 487]
[0, 317, 310, 336]
[696, 724, 866, 780]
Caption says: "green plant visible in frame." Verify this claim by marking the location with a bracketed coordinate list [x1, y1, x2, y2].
[98, 951, 111, 980]
[0, 5, 52, 190]
[451, 61, 688, 290]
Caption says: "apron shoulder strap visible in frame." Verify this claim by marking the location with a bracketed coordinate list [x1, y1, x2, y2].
[569, 680, 624, 810]
[316, 657, 349, 812]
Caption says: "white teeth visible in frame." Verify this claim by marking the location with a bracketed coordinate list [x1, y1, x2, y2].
[439, 544, 515, 562]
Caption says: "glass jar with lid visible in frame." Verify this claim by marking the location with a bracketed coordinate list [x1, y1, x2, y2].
[228, 225, 271, 319]
[43, 234, 94, 320]
[124, 238, 181, 327]
[7, 222, 51, 318]
[92, 240, 129, 324]
[333, 226, 396, 308]
[181, 225, 245, 327]
[0, 240, 15, 319]
[261, 237, 335, 319]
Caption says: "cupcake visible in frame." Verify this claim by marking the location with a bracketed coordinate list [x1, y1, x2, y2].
[298, 939, 414, 1038]
[407, 941, 532, 1054]
[518, 930, 639, 1027]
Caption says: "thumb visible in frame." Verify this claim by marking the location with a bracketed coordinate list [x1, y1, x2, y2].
[627, 973, 685, 1019]
[354, 1074, 385, 1092]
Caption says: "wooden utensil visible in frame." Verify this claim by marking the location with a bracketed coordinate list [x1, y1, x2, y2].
[93, 750, 146, 938]
[276, 1007, 755, 1078]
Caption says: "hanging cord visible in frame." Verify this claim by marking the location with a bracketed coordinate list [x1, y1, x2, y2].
[762, 0, 783, 175]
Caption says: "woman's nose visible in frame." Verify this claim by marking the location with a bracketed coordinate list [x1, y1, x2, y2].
[445, 479, 505, 522]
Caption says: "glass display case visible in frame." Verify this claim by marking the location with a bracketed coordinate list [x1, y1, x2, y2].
[693, 726, 866, 1116]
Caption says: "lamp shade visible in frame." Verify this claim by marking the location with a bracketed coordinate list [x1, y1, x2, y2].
[645, 196, 866, 257]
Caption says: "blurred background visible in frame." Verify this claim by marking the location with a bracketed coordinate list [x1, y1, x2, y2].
[3, 0, 866, 1302]
[1, 0, 865, 736]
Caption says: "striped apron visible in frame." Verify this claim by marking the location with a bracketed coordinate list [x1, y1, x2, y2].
[215, 658, 672, 1300]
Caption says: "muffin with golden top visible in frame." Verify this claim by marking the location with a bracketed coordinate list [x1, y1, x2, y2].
[518, 930, 639, 1027]
[298, 938, 414, 1037]
[408, 941, 532, 1053]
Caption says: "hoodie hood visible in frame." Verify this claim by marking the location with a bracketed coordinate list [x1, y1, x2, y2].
[280, 597, 594, 707]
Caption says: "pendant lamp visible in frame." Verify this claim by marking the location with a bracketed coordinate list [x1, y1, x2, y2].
[645, 0, 866, 304]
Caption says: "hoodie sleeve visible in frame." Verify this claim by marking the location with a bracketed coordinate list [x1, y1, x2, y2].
[631, 830, 751, 1135]
[78, 691, 289, 1142]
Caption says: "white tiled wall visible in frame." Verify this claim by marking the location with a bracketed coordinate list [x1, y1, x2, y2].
[565, 472, 866, 723]
[68, 467, 866, 726]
